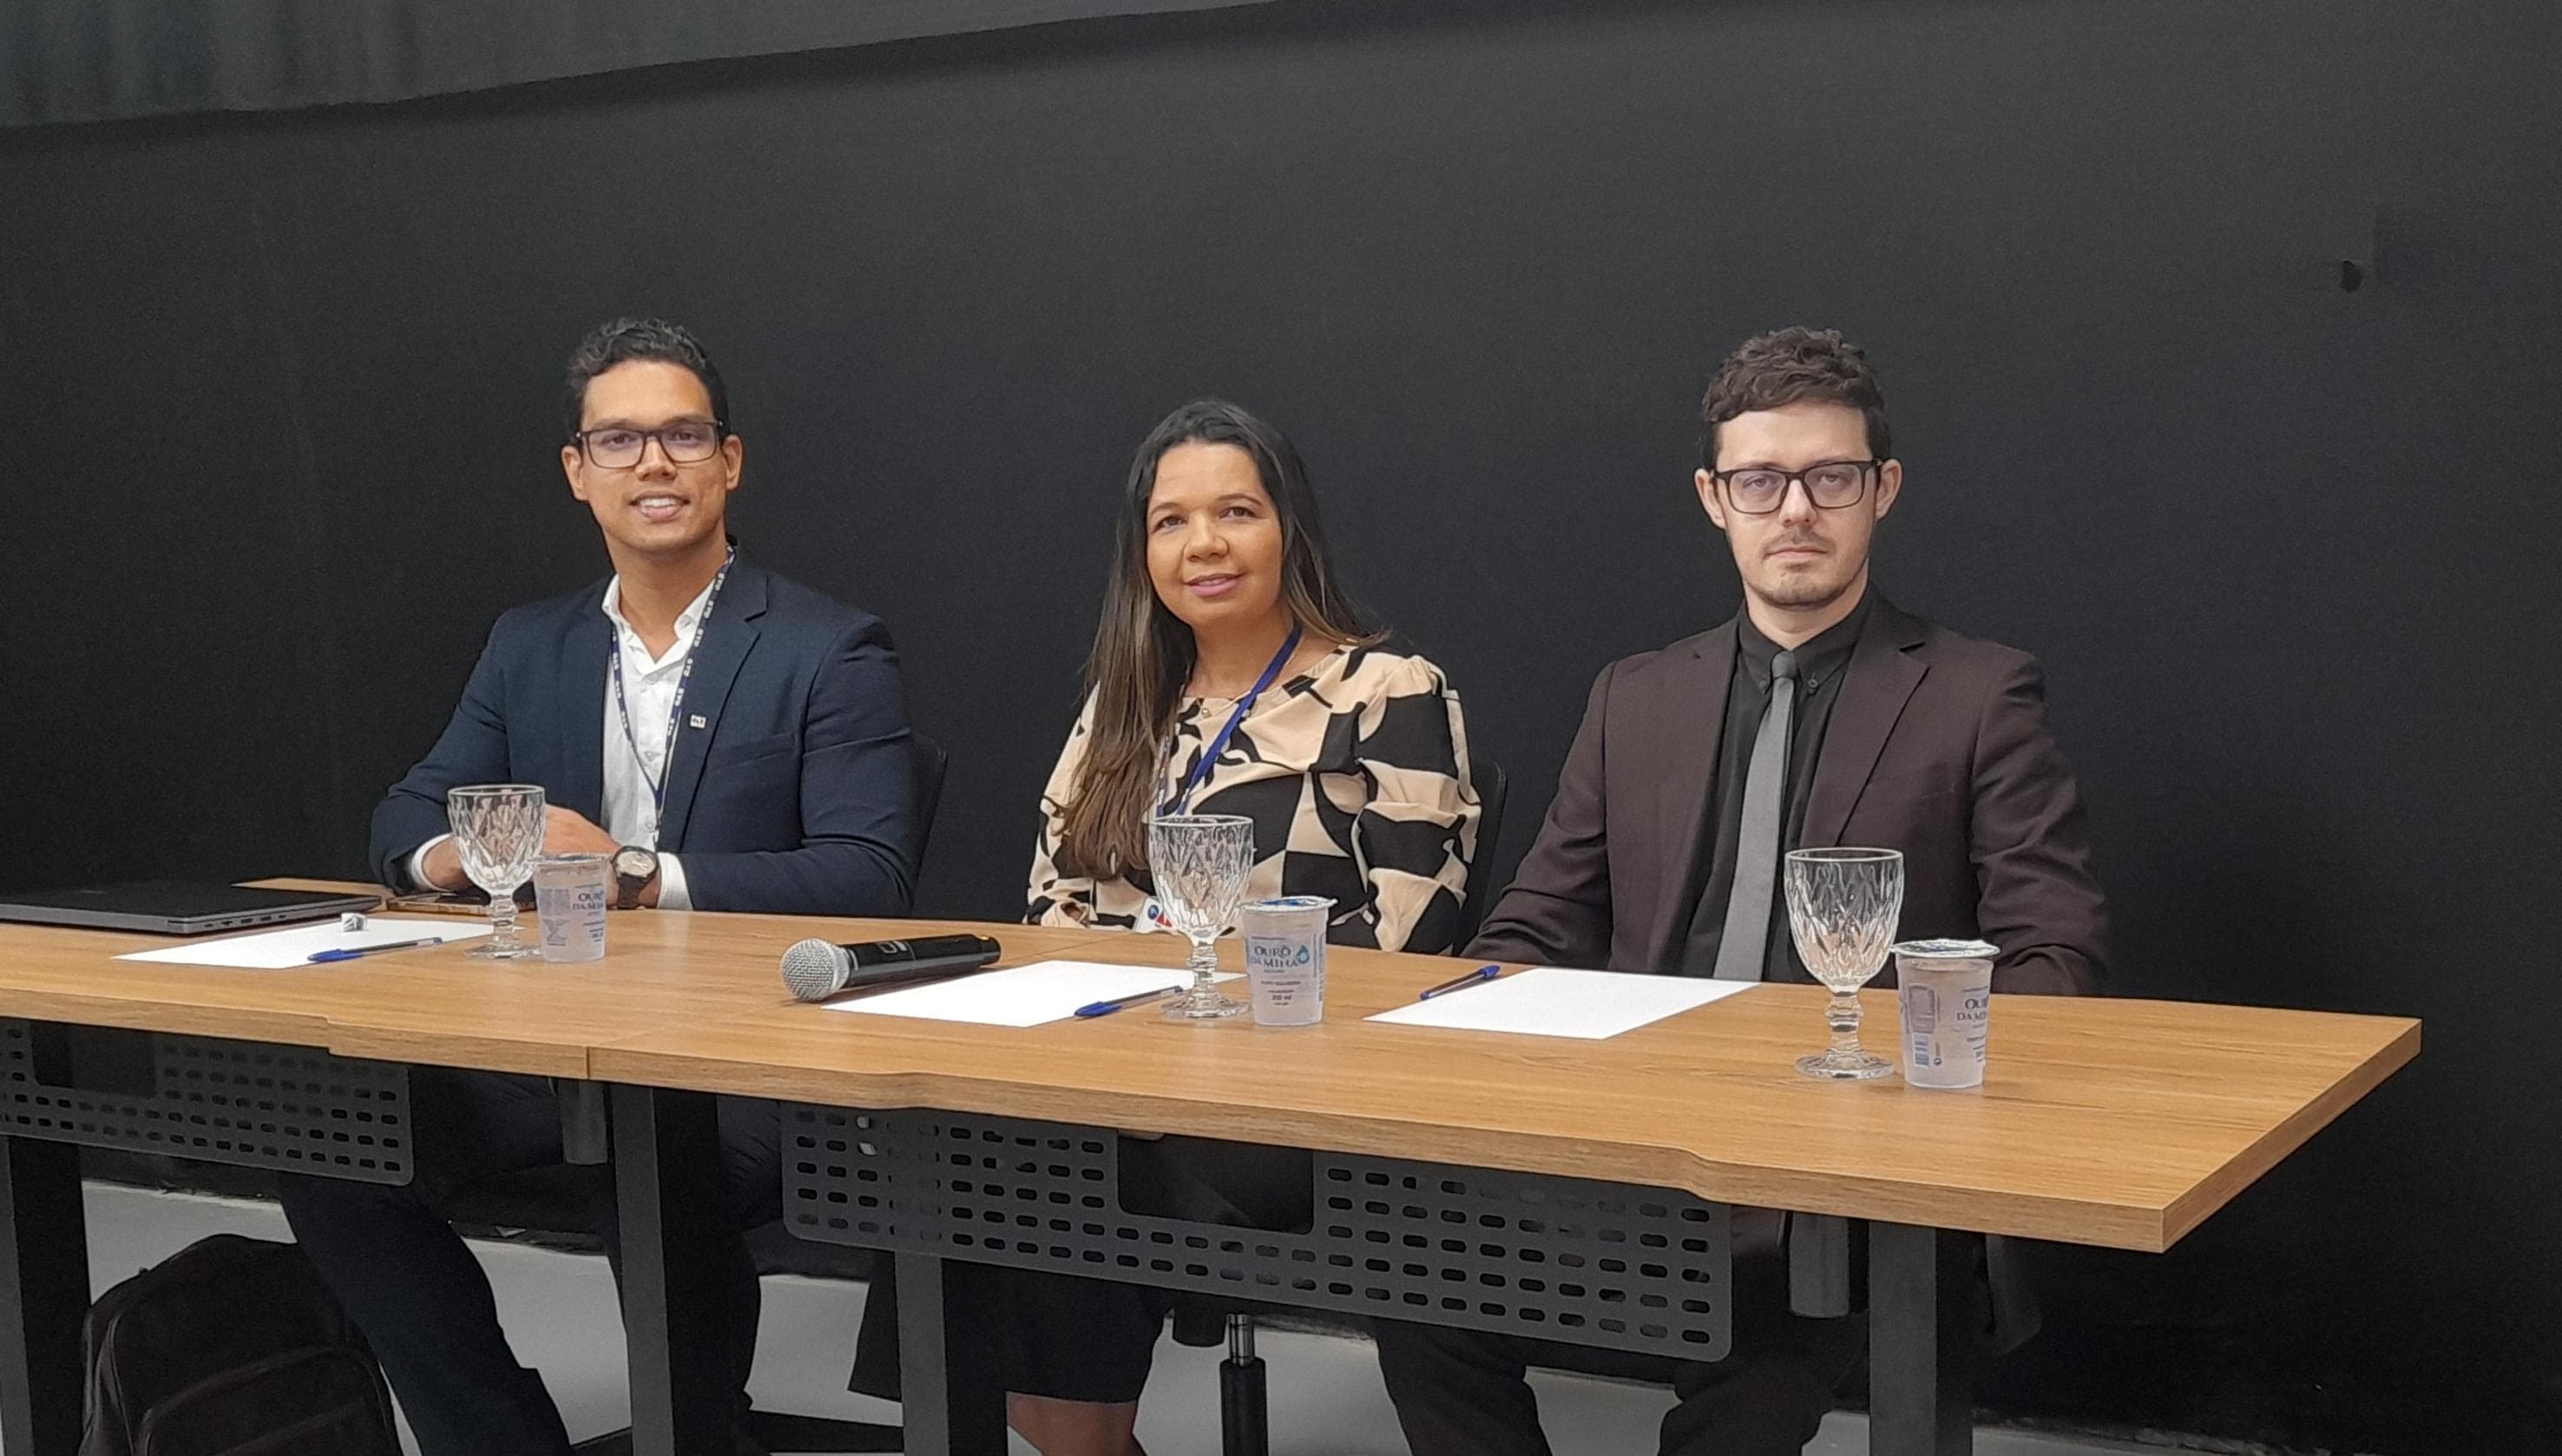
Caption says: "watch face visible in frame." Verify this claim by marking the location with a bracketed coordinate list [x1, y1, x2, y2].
[614, 848, 657, 880]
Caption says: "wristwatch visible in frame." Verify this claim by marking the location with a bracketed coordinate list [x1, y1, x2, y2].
[611, 845, 660, 910]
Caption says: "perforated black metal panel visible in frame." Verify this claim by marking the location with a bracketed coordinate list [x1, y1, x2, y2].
[0, 1020, 411, 1184]
[784, 1105, 1730, 1360]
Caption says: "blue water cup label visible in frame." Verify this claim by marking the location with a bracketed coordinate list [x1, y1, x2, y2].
[1238, 895, 1332, 1026]
[1891, 939, 1995, 1088]
[531, 854, 611, 964]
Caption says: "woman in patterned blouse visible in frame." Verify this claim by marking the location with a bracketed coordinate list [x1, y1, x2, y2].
[1028, 401, 1479, 954]
[1006, 399, 1481, 1452]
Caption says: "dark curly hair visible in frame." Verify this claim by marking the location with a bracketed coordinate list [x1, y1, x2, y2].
[1699, 327, 1890, 467]
[562, 317, 729, 441]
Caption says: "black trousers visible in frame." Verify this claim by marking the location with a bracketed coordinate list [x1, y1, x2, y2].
[1371, 1217, 1862, 1456]
[276, 1069, 781, 1456]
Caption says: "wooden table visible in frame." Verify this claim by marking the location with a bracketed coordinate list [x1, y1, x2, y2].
[0, 900, 2419, 1456]
[0, 897, 1087, 1455]
[590, 923, 2420, 1456]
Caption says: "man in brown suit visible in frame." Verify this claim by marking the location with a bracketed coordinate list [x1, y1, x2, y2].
[1373, 327, 2107, 1455]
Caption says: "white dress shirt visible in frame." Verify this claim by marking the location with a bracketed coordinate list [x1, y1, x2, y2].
[409, 572, 719, 909]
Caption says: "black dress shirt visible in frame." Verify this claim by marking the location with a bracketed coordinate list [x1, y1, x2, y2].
[1678, 591, 1873, 979]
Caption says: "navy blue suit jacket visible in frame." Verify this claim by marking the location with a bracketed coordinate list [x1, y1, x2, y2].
[371, 558, 921, 916]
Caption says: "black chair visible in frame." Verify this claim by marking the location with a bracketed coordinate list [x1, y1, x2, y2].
[904, 732, 949, 891]
[1180, 753, 1512, 1456]
[447, 736, 950, 1454]
[1455, 754, 1510, 948]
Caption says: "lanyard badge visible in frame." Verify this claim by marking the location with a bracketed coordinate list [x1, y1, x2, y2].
[1159, 623, 1303, 817]
[609, 550, 736, 843]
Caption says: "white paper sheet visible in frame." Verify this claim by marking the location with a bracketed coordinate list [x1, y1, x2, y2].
[1364, 966, 1757, 1040]
[114, 917, 490, 969]
[821, 959, 1238, 1028]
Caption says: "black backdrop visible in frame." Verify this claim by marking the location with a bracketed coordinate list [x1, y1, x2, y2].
[3, 2, 2554, 1449]
[0, 0, 1271, 125]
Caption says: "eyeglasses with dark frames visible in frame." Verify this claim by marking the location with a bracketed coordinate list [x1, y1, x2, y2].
[572, 419, 727, 469]
[1709, 459, 1879, 515]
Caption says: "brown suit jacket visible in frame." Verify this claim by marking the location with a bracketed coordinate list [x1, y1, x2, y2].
[1473, 594, 2105, 994]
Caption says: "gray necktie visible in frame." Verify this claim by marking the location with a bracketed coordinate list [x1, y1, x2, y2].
[1712, 649, 1798, 981]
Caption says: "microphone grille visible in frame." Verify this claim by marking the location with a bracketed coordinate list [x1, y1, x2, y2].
[779, 938, 851, 1002]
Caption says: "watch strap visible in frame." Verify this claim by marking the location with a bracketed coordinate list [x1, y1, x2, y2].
[613, 847, 658, 909]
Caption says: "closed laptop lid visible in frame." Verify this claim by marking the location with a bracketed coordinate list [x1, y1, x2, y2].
[0, 881, 378, 934]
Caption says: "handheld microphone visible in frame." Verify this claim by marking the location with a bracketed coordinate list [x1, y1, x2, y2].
[780, 934, 1002, 1002]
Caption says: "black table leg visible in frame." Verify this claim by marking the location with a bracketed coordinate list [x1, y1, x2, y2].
[611, 1085, 731, 1456]
[0, 1136, 87, 1456]
[1868, 1222, 1974, 1456]
[1220, 1314, 1269, 1456]
[556, 1079, 611, 1166]
[1789, 1211, 1854, 1317]
[893, 1253, 1007, 1456]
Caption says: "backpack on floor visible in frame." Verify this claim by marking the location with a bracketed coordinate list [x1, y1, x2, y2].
[81, 1232, 403, 1456]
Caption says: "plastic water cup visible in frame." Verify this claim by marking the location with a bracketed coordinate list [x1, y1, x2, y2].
[1238, 896, 1332, 1026]
[532, 854, 611, 963]
[1892, 939, 1997, 1088]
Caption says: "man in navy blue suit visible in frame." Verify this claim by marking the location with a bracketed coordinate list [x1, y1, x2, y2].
[280, 318, 922, 1456]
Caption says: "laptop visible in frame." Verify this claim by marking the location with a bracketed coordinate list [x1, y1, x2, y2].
[0, 882, 381, 936]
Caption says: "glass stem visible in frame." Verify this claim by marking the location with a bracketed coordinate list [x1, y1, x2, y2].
[1187, 934, 1219, 994]
[1827, 988, 1864, 1057]
[489, 894, 520, 952]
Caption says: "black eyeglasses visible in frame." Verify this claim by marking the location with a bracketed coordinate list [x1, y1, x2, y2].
[572, 420, 726, 469]
[1710, 459, 1879, 515]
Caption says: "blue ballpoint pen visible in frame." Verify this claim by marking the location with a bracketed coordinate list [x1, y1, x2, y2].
[1074, 984, 1189, 1018]
[308, 936, 447, 963]
[1417, 964, 1502, 1000]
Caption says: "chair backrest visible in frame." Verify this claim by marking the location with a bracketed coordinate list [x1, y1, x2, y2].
[1455, 753, 1510, 949]
[908, 733, 951, 876]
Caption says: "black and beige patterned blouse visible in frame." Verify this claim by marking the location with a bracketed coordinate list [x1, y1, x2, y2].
[1027, 645, 1480, 954]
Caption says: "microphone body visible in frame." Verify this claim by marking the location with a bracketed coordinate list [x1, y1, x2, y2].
[781, 934, 1002, 1002]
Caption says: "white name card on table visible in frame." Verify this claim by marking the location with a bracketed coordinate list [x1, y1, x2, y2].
[822, 959, 1238, 1029]
[114, 917, 490, 970]
[1365, 966, 1757, 1040]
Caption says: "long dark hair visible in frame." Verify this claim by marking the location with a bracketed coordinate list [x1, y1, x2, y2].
[1059, 400, 1383, 881]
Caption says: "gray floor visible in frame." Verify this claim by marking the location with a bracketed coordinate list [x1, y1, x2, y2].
[77, 1183, 2172, 1455]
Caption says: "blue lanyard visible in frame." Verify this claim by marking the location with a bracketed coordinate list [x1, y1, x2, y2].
[609, 550, 735, 843]
[1160, 624, 1303, 817]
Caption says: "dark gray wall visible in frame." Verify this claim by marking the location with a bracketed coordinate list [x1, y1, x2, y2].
[3, 3, 2552, 1448]
[0, 0, 1274, 125]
